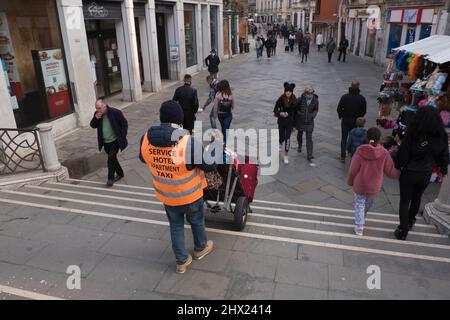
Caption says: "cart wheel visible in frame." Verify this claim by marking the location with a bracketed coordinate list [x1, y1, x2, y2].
[234, 196, 248, 231]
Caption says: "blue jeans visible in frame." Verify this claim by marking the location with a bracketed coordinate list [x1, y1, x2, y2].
[209, 105, 217, 129]
[164, 197, 208, 263]
[218, 112, 233, 145]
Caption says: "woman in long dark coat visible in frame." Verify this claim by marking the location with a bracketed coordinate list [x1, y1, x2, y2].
[295, 86, 319, 162]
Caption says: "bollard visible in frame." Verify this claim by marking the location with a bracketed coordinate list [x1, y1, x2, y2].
[36, 123, 61, 172]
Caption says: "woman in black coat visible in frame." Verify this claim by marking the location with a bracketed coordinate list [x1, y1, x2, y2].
[295, 86, 319, 162]
[274, 82, 296, 164]
[394, 107, 449, 240]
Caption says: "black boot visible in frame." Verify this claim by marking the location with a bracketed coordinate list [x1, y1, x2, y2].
[394, 226, 408, 240]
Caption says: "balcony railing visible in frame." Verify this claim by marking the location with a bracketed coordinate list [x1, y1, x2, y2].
[0, 128, 45, 176]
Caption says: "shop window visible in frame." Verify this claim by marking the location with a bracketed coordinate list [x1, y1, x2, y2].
[405, 25, 416, 45]
[419, 24, 432, 40]
[386, 23, 402, 58]
[184, 4, 197, 68]
[0, 0, 73, 129]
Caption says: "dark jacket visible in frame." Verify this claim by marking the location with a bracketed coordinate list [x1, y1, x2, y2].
[346, 127, 368, 155]
[173, 84, 199, 130]
[205, 54, 220, 73]
[395, 133, 449, 175]
[339, 39, 349, 51]
[138, 124, 216, 173]
[337, 87, 367, 126]
[90, 106, 128, 151]
[295, 94, 319, 132]
[300, 38, 310, 54]
[274, 94, 296, 127]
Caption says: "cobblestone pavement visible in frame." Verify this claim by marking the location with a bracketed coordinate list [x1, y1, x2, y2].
[0, 41, 449, 300]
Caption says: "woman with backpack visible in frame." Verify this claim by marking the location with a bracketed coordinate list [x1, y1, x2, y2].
[214, 80, 234, 146]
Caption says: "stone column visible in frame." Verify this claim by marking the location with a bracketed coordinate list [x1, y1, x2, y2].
[36, 123, 61, 172]
[218, 3, 224, 59]
[121, 0, 143, 101]
[434, 165, 450, 213]
[196, 4, 203, 71]
[202, 4, 211, 59]
[140, 0, 161, 91]
[175, 0, 186, 79]
[56, 0, 96, 127]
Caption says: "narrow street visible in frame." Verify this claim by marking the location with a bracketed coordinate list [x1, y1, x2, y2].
[1, 43, 449, 300]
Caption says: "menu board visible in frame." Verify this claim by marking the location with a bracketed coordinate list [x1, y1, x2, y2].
[0, 12, 22, 98]
[32, 48, 71, 118]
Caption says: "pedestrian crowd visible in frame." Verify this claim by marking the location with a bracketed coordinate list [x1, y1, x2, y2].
[88, 25, 449, 274]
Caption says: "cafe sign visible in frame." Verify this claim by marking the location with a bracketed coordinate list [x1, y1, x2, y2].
[88, 2, 109, 18]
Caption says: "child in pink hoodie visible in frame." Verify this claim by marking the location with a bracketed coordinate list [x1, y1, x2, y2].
[347, 127, 400, 236]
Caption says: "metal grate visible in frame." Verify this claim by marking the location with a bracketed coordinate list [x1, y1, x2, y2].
[0, 128, 46, 176]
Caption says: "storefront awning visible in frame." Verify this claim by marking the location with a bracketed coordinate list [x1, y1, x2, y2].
[393, 35, 450, 65]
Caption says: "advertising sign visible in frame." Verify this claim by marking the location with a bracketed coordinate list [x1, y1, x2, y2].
[32, 48, 71, 118]
[0, 12, 22, 98]
[169, 44, 179, 61]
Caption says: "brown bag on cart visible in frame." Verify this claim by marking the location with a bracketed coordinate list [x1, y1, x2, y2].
[205, 170, 223, 190]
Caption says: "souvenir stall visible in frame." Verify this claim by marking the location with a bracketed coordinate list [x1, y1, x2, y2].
[376, 35, 450, 182]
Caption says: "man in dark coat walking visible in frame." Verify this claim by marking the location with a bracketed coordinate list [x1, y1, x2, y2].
[204, 49, 220, 79]
[338, 37, 349, 62]
[90, 98, 128, 187]
[173, 74, 199, 133]
[337, 81, 367, 162]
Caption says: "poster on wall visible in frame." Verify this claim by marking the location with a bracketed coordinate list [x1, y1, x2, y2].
[169, 44, 179, 61]
[0, 12, 23, 99]
[32, 48, 71, 118]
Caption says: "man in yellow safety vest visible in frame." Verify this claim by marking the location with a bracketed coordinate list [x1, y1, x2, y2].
[139, 100, 216, 274]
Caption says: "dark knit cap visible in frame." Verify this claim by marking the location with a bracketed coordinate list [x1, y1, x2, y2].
[284, 82, 296, 92]
[160, 100, 184, 125]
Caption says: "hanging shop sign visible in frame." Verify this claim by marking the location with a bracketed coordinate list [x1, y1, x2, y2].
[82, 1, 121, 20]
[0, 12, 23, 99]
[169, 44, 179, 61]
[32, 48, 71, 118]
[87, 2, 109, 18]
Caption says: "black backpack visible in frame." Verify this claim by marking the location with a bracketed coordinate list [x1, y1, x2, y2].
[219, 97, 232, 113]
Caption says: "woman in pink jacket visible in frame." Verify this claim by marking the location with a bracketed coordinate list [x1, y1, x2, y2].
[347, 127, 400, 236]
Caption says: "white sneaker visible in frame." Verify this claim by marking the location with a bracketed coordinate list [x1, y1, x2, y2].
[354, 225, 364, 236]
[283, 155, 289, 164]
[198, 108, 203, 113]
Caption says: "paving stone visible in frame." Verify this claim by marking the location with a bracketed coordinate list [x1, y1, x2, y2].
[105, 219, 168, 240]
[298, 245, 344, 266]
[225, 274, 275, 300]
[97, 233, 169, 263]
[273, 283, 328, 300]
[0, 235, 48, 265]
[190, 248, 233, 273]
[155, 269, 230, 299]
[31, 224, 113, 252]
[225, 251, 278, 281]
[0, 261, 67, 295]
[275, 258, 329, 290]
[293, 177, 329, 193]
[0, 219, 48, 240]
[25, 244, 106, 277]
[232, 237, 298, 259]
[320, 185, 354, 204]
[86, 255, 167, 292]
